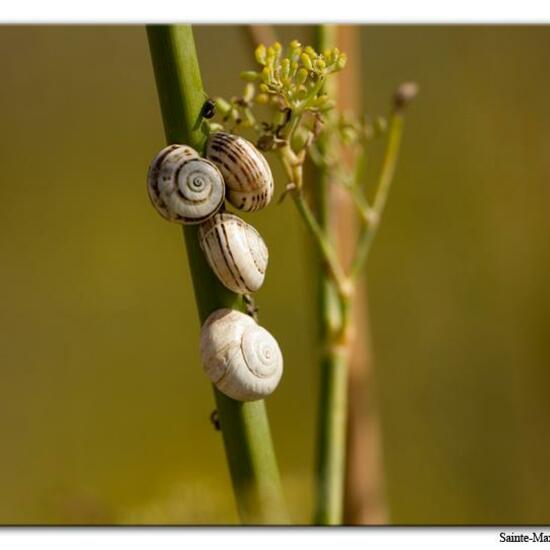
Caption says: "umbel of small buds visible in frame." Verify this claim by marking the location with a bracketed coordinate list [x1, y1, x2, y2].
[242, 40, 346, 111]
[147, 131, 283, 402]
[212, 41, 347, 150]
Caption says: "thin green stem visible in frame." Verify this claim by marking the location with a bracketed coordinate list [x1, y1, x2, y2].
[349, 185, 372, 224]
[146, 24, 288, 525]
[350, 112, 404, 279]
[292, 191, 349, 297]
[310, 24, 350, 526]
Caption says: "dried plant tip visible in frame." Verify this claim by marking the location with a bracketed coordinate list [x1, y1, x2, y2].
[394, 81, 419, 111]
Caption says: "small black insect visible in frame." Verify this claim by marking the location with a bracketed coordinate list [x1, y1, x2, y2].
[202, 98, 216, 119]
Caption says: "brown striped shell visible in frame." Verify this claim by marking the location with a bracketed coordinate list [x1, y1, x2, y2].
[198, 212, 268, 294]
[206, 132, 274, 212]
[200, 308, 283, 401]
[147, 144, 225, 224]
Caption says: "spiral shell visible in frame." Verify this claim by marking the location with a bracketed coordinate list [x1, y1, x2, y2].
[198, 212, 268, 294]
[200, 309, 283, 401]
[206, 132, 274, 212]
[147, 144, 225, 224]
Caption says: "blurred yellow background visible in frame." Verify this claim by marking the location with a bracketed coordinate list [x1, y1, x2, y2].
[0, 25, 549, 524]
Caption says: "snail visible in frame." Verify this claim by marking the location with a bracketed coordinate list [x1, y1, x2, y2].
[147, 144, 225, 224]
[206, 132, 274, 212]
[198, 212, 268, 294]
[200, 308, 283, 401]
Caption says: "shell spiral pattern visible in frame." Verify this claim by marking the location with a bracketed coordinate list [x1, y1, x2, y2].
[198, 212, 268, 294]
[147, 144, 225, 224]
[200, 309, 283, 401]
[206, 132, 274, 212]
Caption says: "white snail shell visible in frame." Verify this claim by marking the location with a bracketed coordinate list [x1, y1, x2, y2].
[198, 212, 268, 294]
[206, 132, 274, 212]
[147, 144, 225, 224]
[200, 309, 283, 401]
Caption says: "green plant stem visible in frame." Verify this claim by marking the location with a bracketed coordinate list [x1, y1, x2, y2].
[350, 111, 404, 279]
[310, 24, 350, 526]
[292, 192, 349, 297]
[146, 24, 288, 525]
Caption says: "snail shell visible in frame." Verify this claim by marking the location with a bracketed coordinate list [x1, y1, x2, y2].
[147, 144, 225, 224]
[206, 132, 274, 212]
[200, 308, 283, 401]
[198, 212, 268, 294]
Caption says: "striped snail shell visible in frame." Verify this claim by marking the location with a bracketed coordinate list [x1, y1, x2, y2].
[206, 132, 274, 212]
[200, 309, 283, 401]
[198, 212, 268, 294]
[147, 144, 225, 224]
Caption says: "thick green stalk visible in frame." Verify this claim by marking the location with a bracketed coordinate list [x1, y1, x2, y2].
[312, 25, 349, 525]
[146, 25, 288, 525]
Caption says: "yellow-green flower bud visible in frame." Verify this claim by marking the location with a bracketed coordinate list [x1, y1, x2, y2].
[255, 44, 267, 65]
[281, 58, 290, 80]
[290, 39, 301, 50]
[261, 66, 272, 83]
[300, 53, 313, 70]
[304, 45, 316, 57]
[315, 58, 326, 70]
[255, 93, 269, 104]
[336, 54, 347, 69]
[243, 82, 255, 102]
[291, 48, 302, 63]
[243, 108, 255, 128]
[214, 97, 232, 117]
[296, 68, 308, 85]
[241, 70, 259, 82]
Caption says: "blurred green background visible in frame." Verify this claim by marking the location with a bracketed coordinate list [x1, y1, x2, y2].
[0, 25, 549, 525]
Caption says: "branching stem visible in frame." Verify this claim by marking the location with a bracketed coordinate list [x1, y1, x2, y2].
[350, 111, 404, 279]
